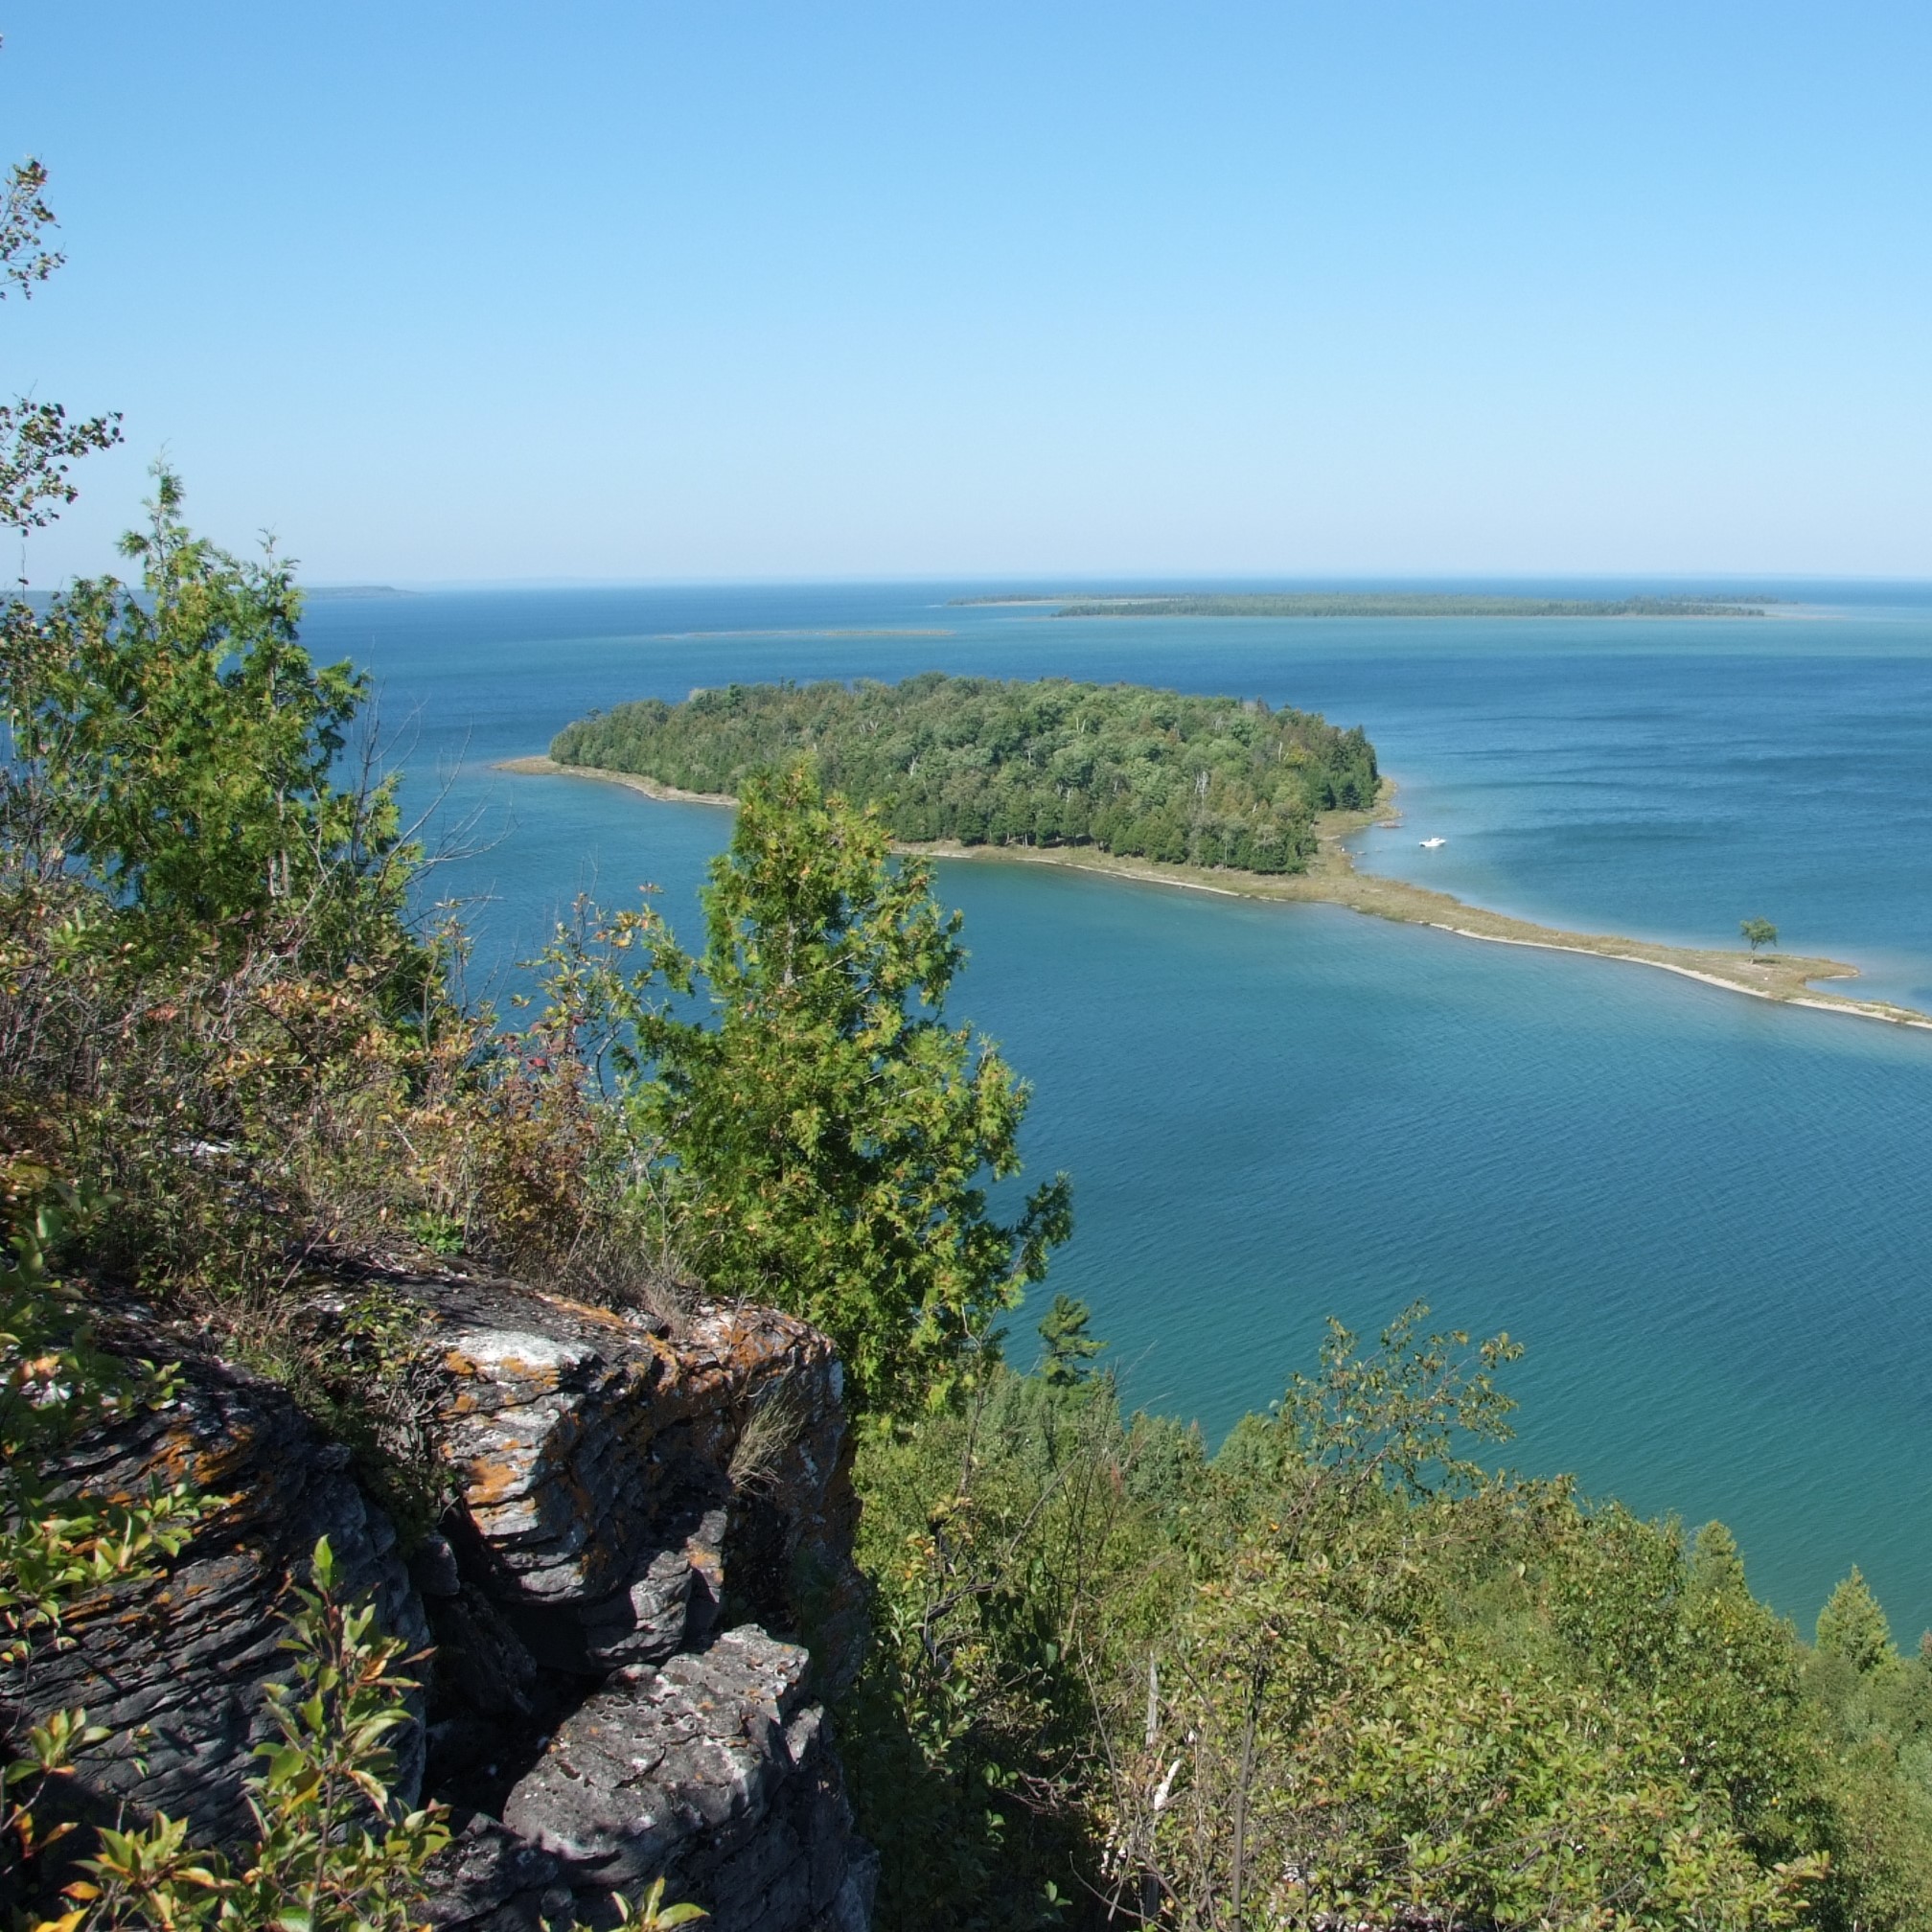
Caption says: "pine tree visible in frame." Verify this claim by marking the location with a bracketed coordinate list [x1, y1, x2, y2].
[1817, 1566, 1894, 1674]
[1036, 1294, 1105, 1387]
[634, 763, 1072, 1416]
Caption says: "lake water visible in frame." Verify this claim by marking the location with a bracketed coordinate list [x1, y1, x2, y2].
[303, 582, 1932, 1637]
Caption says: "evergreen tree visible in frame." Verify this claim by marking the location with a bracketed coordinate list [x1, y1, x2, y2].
[1036, 1293, 1105, 1387]
[633, 764, 1072, 1416]
[1817, 1566, 1895, 1674]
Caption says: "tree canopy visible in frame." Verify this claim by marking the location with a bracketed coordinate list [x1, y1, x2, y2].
[595, 763, 1072, 1416]
[1818, 1566, 1895, 1675]
[550, 672, 1379, 875]
[1, 471, 417, 981]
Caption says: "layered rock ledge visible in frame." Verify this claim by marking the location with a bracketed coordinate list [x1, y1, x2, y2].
[2, 1272, 873, 1932]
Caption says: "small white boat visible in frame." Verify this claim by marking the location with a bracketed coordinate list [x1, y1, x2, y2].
[1419, 836, 1447, 850]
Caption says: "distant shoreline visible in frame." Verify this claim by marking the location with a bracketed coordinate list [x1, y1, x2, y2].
[643, 627, 956, 641]
[951, 592, 1775, 619]
[498, 754, 1932, 1031]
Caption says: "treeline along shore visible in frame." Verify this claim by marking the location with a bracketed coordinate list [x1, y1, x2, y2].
[527, 671, 1928, 1030]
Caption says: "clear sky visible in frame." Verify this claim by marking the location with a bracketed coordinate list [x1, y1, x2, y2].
[9, 3, 1932, 584]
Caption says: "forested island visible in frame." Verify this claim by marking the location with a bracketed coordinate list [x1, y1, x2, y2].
[549, 672, 1379, 874]
[953, 591, 1772, 618]
[537, 671, 1932, 1031]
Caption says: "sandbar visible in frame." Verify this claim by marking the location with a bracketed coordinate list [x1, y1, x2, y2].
[498, 755, 1932, 1032]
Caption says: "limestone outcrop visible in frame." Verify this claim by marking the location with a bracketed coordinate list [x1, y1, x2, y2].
[2, 1271, 873, 1932]
[6, 1331, 429, 1848]
[413, 1276, 865, 1705]
[502, 1630, 873, 1932]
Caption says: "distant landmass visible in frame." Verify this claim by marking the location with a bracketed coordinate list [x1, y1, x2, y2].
[953, 592, 1773, 618]
[550, 672, 1377, 875]
[300, 584, 415, 601]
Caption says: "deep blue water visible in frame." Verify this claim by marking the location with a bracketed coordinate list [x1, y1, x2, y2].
[303, 582, 1932, 1637]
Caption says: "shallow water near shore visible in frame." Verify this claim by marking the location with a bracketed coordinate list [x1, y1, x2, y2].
[307, 579, 1932, 1634]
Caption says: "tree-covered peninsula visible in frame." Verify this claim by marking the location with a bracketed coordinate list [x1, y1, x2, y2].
[549, 672, 1379, 874]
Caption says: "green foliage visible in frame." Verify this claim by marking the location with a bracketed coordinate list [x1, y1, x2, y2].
[0, 1168, 203, 1646]
[1275, 1300, 1521, 1504]
[551, 672, 1379, 875]
[1817, 1567, 1895, 1676]
[840, 1306, 1932, 1931]
[1742, 917, 1781, 953]
[0, 137, 122, 532]
[1797, 1576, 1932, 1930]
[1, 470, 417, 979]
[846, 1364, 1190, 1927]
[594, 763, 1071, 1416]
[628, 1879, 708, 1928]
[1035, 1296, 1104, 1388]
[1109, 1310, 1746, 1932]
[0, 391, 122, 537]
[1, 1166, 206, 1904]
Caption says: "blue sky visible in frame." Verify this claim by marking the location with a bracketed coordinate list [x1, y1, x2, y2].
[9, 3, 1932, 583]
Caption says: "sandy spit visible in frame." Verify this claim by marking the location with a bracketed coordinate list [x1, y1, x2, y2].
[498, 756, 1932, 1032]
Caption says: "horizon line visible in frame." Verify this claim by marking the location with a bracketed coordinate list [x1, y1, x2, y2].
[291, 568, 1932, 595]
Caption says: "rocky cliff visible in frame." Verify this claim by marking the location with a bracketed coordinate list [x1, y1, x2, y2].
[3, 1270, 875, 1932]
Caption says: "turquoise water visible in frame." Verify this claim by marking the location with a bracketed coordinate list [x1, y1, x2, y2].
[304, 584, 1932, 1635]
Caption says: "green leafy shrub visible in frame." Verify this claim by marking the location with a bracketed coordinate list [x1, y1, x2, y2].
[0, 469, 417, 981]
[847, 1366, 1187, 1927]
[48, 1539, 448, 1932]
[1, 1166, 206, 1908]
